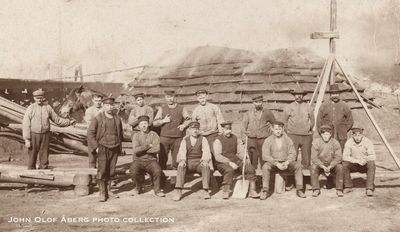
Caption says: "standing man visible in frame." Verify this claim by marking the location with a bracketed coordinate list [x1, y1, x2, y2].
[130, 115, 165, 197]
[214, 121, 259, 199]
[310, 125, 344, 197]
[128, 93, 154, 135]
[153, 90, 191, 170]
[242, 96, 275, 169]
[23, 89, 76, 170]
[191, 90, 224, 149]
[84, 94, 103, 168]
[261, 121, 306, 199]
[342, 126, 376, 197]
[317, 84, 354, 151]
[87, 97, 123, 202]
[173, 121, 212, 201]
[283, 89, 315, 168]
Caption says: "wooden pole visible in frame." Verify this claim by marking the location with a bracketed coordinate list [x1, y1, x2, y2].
[310, 58, 328, 105]
[329, 0, 337, 85]
[335, 59, 400, 169]
[313, 55, 335, 121]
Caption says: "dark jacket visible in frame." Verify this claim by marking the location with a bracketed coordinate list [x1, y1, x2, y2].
[87, 112, 123, 153]
[317, 100, 353, 140]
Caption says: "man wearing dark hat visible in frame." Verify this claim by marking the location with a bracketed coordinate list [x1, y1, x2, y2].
[241, 95, 276, 169]
[342, 125, 376, 196]
[23, 89, 76, 170]
[130, 115, 165, 197]
[283, 88, 315, 168]
[153, 90, 191, 169]
[261, 120, 306, 199]
[84, 94, 104, 168]
[191, 90, 224, 148]
[317, 84, 354, 151]
[128, 93, 154, 135]
[173, 121, 212, 201]
[87, 97, 123, 202]
[310, 124, 344, 197]
[213, 121, 259, 199]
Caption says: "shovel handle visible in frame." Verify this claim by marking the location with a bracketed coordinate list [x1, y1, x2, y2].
[242, 136, 248, 180]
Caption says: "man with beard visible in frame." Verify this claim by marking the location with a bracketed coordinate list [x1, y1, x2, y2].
[317, 84, 353, 151]
[128, 93, 154, 135]
[214, 121, 259, 199]
[310, 124, 344, 197]
[153, 90, 191, 170]
[342, 125, 376, 197]
[241, 95, 276, 169]
[283, 89, 315, 168]
[84, 94, 103, 168]
[87, 97, 123, 202]
[261, 121, 306, 200]
[23, 89, 76, 170]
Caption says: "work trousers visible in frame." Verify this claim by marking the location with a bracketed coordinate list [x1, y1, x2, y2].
[88, 150, 97, 168]
[287, 134, 313, 168]
[310, 164, 344, 190]
[27, 132, 50, 169]
[97, 145, 119, 181]
[248, 137, 266, 169]
[262, 161, 303, 192]
[216, 162, 256, 187]
[158, 136, 182, 169]
[175, 159, 210, 189]
[130, 159, 162, 193]
[343, 161, 375, 190]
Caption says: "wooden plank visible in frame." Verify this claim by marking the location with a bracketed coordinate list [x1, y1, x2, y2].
[310, 31, 340, 39]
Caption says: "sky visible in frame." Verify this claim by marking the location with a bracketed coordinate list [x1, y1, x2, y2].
[0, 0, 399, 80]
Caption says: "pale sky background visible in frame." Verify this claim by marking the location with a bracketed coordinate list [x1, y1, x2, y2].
[0, 0, 399, 80]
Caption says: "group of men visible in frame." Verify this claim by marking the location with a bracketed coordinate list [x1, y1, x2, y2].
[22, 83, 377, 202]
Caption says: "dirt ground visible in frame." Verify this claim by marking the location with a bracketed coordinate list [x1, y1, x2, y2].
[1, 140, 400, 232]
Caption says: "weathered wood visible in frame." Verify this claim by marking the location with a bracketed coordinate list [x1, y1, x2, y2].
[312, 55, 334, 120]
[310, 31, 339, 39]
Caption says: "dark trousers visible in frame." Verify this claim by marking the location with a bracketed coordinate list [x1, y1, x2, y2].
[175, 159, 210, 189]
[288, 134, 312, 168]
[159, 136, 182, 169]
[27, 132, 50, 169]
[338, 139, 347, 152]
[248, 137, 266, 169]
[204, 133, 219, 154]
[216, 162, 256, 187]
[97, 145, 119, 181]
[130, 159, 162, 192]
[261, 161, 303, 192]
[88, 150, 97, 168]
[310, 164, 344, 190]
[343, 161, 375, 190]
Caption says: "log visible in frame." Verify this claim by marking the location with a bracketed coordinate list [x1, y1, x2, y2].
[310, 31, 340, 39]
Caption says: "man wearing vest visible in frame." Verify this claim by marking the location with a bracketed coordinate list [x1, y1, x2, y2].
[23, 89, 76, 170]
[87, 97, 123, 202]
[130, 115, 165, 197]
[214, 121, 259, 199]
[153, 90, 191, 170]
[128, 93, 154, 136]
[261, 120, 306, 199]
[173, 121, 212, 201]
[310, 124, 344, 197]
[241, 95, 276, 169]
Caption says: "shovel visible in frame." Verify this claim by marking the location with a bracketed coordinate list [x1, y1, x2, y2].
[232, 136, 250, 199]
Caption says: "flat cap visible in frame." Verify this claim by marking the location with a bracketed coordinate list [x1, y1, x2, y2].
[291, 88, 307, 95]
[32, 89, 45, 97]
[195, 89, 208, 95]
[351, 125, 364, 133]
[328, 84, 341, 93]
[134, 93, 145, 99]
[164, 90, 175, 95]
[137, 115, 150, 123]
[188, 121, 200, 128]
[271, 120, 284, 126]
[252, 95, 263, 101]
[320, 124, 333, 133]
[220, 121, 233, 127]
[102, 97, 115, 104]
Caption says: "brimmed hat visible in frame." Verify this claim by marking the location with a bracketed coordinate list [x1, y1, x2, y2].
[252, 95, 263, 101]
[134, 93, 145, 99]
[351, 125, 364, 133]
[188, 121, 200, 128]
[291, 88, 307, 95]
[33, 89, 45, 97]
[195, 89, 208, 95]
[271, 120, 284, 127]
[102, 97, 115, 104]
[328, 84, 341, 93]
[164, 90, 175, 95]
[320, 124, 333, 133]
[220, 121, 233, 127]
[137, 115, 150, 123]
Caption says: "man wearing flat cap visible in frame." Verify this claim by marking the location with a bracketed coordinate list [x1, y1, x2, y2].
[128, 93, 154, 135]
[261, 120, 306, 199]
[283, 88, 315, 168]
[191, 89, 224, 148]
[317, 84, 354, 151]
[310, 124, 344, 197]
[342, 125, 376, 196]
[241, 95, 276, 169]
[87, 97, 123, 202]
[153, 90, 191, 170]
[173, 121, 212, 201]
[214, 121, 259, 199]
[23, 89, 76, 170]
[130, 115, 165, 197]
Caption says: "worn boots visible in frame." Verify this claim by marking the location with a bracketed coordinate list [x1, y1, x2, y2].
[248, 181, 259, 198]
[172, 189, 183, 201]
[107, 181, 119, 199]
[98, 180, 107, 202]
[222, 185, 231, 199]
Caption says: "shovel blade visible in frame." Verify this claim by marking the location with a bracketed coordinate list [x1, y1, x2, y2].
[231, 179, 250, 199]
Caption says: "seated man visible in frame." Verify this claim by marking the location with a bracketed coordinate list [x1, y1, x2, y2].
[173, 121, 212, 201]
[342, 125, 376, 197]
[261, 120, 306, 200]
[130, 115, 165, 197]
[310, 125, 344, 197]
[213, 121, 259, 199]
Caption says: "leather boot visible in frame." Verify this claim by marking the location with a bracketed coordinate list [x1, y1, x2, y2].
[221, 185, 230, 199]
[248, 180, 260, 198]
[107, 181, 119, 199]
[98, 181, 107, 202]
[172, 189, 182, 201]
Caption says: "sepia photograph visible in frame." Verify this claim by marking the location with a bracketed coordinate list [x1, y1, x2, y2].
[1, 0, 400, 231]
